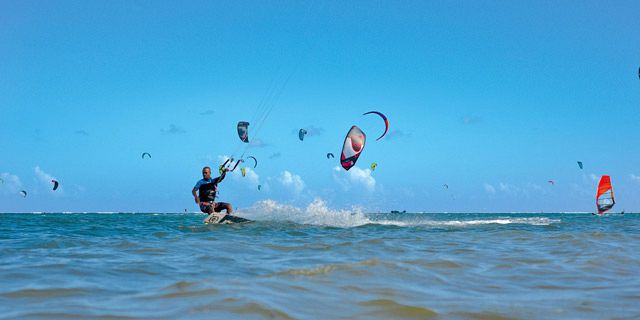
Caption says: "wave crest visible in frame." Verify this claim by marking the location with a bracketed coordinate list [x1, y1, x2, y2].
[238, 198, 371, 227]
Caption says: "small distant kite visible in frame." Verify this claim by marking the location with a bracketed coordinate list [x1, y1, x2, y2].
[241, 167, 246, 177]
[548, 180, 555, 185]
[443, 184, 449, 189]
[326, 153, 334, 159]
[299, 129, 307, 141]
[51, 179, 59, 191]
[237, 121, 249, 143]
[20, 190, 27, 198]
[363, 111, 389, 141]
[246, 156, 257, 168]
[577, 161, 583, 169]
[257, 185, 262, 191]
[142, 152, 151, 159]
[371, 162, 377, 171]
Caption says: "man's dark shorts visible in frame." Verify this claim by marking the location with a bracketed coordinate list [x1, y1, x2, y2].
[199, 202, 230, 214]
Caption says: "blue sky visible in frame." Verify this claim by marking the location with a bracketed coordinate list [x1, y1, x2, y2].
[1, 1, 639, 213]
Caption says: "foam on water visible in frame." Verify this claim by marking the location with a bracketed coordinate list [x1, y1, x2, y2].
[236, 199, 562, 228]
[237, 198, 372, 227]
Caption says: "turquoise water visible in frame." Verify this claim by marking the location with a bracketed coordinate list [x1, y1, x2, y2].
[1, 205, 639, 319]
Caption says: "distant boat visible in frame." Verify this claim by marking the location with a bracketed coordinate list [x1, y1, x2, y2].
[390, 210, 406, 214]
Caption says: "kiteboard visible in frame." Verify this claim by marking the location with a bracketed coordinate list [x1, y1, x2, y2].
[203, 213, 251, 224]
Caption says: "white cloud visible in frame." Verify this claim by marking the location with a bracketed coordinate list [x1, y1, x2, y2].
[0, 172, 23, 193]
[499, 182, 511, 192]
[248, 138, 268, 148]
[462, 115, 481, 125]
[527, 183, 543, 191]
[74, 130, 89, 136]
[332, 166, 376, 192]
[34, 166, 55, 185]
[243, 168, 260, 185]
[483, 183, 496, 194]
[231, 166, 260, 188]
[296, 125, 325, 137]
[385, 130, 411, 141]
[280, 171, 305, 194]
[35, 166, 59, 192]
[161, 124, 186, 135]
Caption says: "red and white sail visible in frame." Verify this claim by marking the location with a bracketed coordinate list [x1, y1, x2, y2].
[340, 126, 366, 171]
[596, 175, 615, 215]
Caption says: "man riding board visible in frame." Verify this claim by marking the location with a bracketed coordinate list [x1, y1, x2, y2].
[192, 166, 233, 223]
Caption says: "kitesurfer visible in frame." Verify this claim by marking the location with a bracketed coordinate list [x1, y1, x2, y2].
[192, 166, 233, 216]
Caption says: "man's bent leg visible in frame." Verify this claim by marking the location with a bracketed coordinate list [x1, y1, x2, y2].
[214, 202, 233, 214]
[200, 203, 215, 214]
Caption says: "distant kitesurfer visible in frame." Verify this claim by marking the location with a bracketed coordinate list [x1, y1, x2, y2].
[192, 166, 233, 218]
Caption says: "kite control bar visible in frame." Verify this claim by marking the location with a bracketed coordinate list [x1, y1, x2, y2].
[219, 158, 243, 175]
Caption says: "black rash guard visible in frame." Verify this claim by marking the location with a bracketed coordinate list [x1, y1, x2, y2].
[195, 177, 221, 202]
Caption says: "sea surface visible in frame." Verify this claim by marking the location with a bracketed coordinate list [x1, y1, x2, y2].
[1, 203, 639, 319]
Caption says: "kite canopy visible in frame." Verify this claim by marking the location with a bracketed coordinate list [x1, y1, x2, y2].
[577, 161, 583, 169]
[371, 162, 377, 171]
[51, 179, 59, 191]
[363, 111, 389, 141]
[257, 184, 262, 191]
[548, 180, 555, 185]
[246, 156, 258, 168]
[596, 175, 615, 214]
[20, 190, 27, 197]
[237, 121, 250, 143]
[326, 153, 334, 159]
[340, 126, 366, 171]
[241, 167, 246, 177]
[299, 129, 307, 141]
[443, 184, 449, 189]
[142, 152, 151, 159]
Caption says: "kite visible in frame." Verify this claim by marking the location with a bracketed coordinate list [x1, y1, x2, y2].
[340, 126, 366, 171]
[237, 121, 249, 143]
[246, 156, 257, 168]
[363, 111, 389, 141]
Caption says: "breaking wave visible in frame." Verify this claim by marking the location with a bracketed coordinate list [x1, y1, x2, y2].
[237, 198, 372, 227]
[236, 199, 561, 228]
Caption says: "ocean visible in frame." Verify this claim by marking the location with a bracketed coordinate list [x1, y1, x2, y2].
[1, 200, 639, 319]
